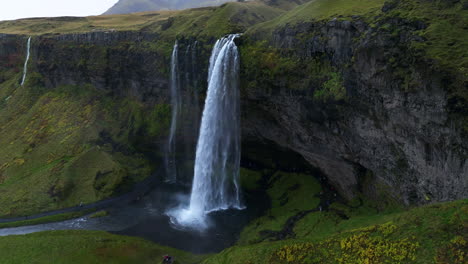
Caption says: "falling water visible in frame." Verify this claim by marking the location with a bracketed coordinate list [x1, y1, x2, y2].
[169, 34, 243, 228]
[166, 41, 181, 183]
[182, 41, 201, 166]
[20, 37, 31, 86]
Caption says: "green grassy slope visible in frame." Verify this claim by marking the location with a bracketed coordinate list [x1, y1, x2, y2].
[0, 230, 207, 264]
[0, 1, 284, 38]
[0, 72, 167, 217]
[238, 171, 322, 245]
[248, 0, 386, 36]
[157, 2, 284, 38]
[204, 194, 467, 264]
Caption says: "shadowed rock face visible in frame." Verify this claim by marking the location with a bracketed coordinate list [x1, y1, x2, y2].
[104, 0, 236, 15]
[242, 18, 467, 205]
[33, 32, 168, 104]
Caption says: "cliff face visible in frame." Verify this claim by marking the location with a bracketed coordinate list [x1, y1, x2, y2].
[34, 32, 168, 104]
[0, 34, 23, 83]
[241, 14, 467, 203]
[0, 0, 466, 216]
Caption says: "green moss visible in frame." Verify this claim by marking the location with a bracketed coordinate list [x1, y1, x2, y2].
[240, 168, 263, 191]
[204, 199, 468, 264]
[0, 79, 161, 217]
[147, 103, 171, 138]
[238, 171, 321, 245]
[89, 210, 109, 219]
[313, 72, 346, 103]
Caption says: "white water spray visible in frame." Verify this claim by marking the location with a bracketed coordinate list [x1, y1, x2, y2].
[20, 37, 31, 86]
[169, 34, 244, 228]
[166, 41, 181, 183]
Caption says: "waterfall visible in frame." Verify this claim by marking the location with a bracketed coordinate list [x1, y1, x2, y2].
[169, 34, 243, 228]
[166, 41, 181, 183]
[20, 37, 31, 86]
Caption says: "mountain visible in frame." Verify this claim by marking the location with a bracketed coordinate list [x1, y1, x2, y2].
[104, 0, 237, 15]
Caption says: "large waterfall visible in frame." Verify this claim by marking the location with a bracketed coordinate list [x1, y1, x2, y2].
[166, 41, 181, 183]
[169, 34, 243, 228]
[20, 37, 31, 86]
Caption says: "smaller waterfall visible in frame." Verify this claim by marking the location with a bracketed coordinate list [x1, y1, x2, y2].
[168, 34, 244, 229]
[20, 37, 31, 86]
[166, 41, 181, 183]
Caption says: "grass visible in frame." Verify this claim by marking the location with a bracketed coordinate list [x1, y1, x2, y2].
[89, 210, 109, 219]
[206, 167, 467, 264]
[0, 199, 464, 264]
[0, 1, 284, 39]
[155, 1, 284, 40]
[248, 0, 386, 37]
[240, 168, 263, 191]
[0, 12, 176, 35]
[238, 171, 321, 245]
[203, 199, 468, 264]
[0, 230, 208, 264]
[0, 78, 157, 217]
[384, 0, 468, 72]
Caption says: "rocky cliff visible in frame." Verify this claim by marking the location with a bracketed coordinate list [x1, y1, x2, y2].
[0, 0, 466, 217]
[242, 18, 467, 205]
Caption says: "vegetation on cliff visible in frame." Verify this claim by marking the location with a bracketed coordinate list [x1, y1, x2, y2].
[0, 75, 168, 216]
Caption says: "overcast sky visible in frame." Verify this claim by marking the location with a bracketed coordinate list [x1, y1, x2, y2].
[0, 0, 119, 21]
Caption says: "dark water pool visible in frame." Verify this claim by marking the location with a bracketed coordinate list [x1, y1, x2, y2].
[0, 180, 268, 254]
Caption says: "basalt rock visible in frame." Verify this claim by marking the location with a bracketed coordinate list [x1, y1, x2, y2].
[242, 18, 467, 205]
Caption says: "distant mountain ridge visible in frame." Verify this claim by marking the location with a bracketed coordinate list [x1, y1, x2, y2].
[104, 0, 237, 15]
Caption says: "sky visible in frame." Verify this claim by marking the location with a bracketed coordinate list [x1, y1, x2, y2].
[0, 0, 119, 21]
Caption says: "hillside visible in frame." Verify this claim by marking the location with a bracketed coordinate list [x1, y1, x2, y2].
[104, 0, 235, 15]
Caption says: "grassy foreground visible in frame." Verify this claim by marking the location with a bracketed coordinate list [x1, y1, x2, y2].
[203, 197, 467, 264]
[0, 171, 465, 264]
[0, 230, 208, 264]
[204, 170, 468, 263]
